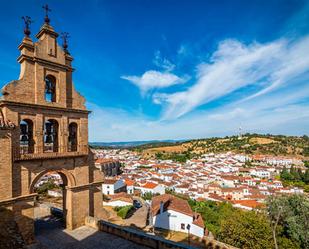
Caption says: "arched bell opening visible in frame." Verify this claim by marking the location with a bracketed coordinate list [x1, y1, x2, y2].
[68, 122, 78, 152]
[20, 119, 34, 154]
[45, 75, 56, 103]
[44, 119, 59, 152]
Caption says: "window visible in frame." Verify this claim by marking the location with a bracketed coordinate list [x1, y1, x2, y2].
[68, 122, 78, 152]
[45, 75, 56, 102]
[44, 119, 59, 152]
[181, 223, 185, 230]
[20, 119, 34, 154]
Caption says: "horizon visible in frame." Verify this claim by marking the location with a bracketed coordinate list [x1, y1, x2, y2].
[1, 0, 309, 142]
[89, 133, 309, 144]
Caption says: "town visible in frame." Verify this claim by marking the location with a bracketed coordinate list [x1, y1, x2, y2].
[84, 148, 307, 239]
[95, 149, 305, 201]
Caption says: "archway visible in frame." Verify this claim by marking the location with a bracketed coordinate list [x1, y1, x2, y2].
[30, 169, 76, 230]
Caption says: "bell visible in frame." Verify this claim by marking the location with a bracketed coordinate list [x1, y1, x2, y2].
[20, 134, 28, 142]
[20, 124, 27, 134]
[69, 133, 76, 142]
[45, 122, 52, 133]
[45, 135, 53, 143]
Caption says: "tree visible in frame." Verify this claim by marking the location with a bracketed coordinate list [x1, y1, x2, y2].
[303, 169, 309, 184]
[267, 195, 309, 249]
[218, 211, 274, 249]
[280, 167, 291, 181]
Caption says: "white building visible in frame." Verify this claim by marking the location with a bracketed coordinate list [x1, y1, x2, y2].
[124, 178, 134, 194]
[102, 178, 126, 195]
[137, 182, 165, 195]
[250, 168, 271, 178]
[151, 194, 205, 238]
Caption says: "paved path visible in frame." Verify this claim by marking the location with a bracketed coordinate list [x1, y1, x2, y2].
[124, 198, 149, 228]
[28, 216, 149, 249]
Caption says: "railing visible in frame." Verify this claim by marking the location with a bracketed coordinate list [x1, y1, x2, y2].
[14, 145, 89, 161]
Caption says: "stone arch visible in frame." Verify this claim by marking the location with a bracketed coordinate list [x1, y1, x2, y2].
[29, 168, 76, 194]
[29, 168, 77, 229]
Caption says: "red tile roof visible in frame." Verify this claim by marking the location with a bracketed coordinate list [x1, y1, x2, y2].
[142, 182, 158, 189]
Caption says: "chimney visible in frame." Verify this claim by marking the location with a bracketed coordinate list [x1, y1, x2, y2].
[160, 201, 164, 214]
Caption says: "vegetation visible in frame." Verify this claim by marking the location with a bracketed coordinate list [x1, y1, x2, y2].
[219, 211, 274, 249]
[186, 195, 309, 249]
[135, 134, 309, 160]
[280, 166, 309, 192]
[113, 205, 134, 219]
[141, 192, 159, 201]
[155, 151, 192, 162]
[267, 195, 309, 249]
[35, 180, 60, 195]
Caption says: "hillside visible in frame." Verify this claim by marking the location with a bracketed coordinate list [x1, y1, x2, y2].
[135, 134, 309, 160]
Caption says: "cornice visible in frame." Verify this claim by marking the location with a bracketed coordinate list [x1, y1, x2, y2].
[0, 100, 91, 114]
[17, 55, 74, 72]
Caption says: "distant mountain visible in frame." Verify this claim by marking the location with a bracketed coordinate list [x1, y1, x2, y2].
[136, 134, 309, 159]
[89, 139, 184, 148]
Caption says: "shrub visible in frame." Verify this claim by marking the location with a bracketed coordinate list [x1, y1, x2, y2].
[114, 205, 134, 219]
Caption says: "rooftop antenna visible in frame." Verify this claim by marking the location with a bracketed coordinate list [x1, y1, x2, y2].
[238, 125, 243, 139]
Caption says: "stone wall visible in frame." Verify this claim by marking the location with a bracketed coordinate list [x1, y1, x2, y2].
[84, 217, 237, 249]
[0, 207, 26, 249]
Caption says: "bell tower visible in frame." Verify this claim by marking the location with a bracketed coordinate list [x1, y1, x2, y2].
[0, 6, 105, 244]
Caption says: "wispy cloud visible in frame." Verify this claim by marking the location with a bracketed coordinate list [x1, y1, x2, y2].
[153, 50, 175, 72]
[121, 70, 188, 95]
[155, 36, 309, 119]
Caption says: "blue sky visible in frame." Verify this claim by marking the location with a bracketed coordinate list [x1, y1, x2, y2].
[0, 0, 309, 142]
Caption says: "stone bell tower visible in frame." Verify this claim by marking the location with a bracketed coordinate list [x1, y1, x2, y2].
[0, 7, 105, 244]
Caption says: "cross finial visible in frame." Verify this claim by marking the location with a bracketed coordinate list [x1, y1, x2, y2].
[61, 32, 70, 53]
[42, 4, 51, 24]
[22, 16, 32, 37]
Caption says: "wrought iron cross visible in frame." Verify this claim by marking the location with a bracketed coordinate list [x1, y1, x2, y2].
[22, 16, 32, 37]
[61, 32, 70, 53]
[42, 4, 51, 24]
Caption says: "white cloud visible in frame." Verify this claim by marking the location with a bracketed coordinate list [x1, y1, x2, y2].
[153, 50, 175, 72]
[121, 70, 187, 94]
[88, 98, 309, 142]
[101, 35, 309, 141]
[156, 36, 309, 119]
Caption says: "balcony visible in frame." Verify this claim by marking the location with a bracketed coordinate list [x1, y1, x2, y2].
[14, 145, 89, 161]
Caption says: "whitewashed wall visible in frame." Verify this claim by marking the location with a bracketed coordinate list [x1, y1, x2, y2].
[153, 210, 204, 238]
[103, 200, 132, 207]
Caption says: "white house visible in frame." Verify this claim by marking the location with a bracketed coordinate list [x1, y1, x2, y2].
[137, 182, 165, 195]
[102, 178, 126, 195]
[151, 194, 205, 238]
[250, 168, 271, 178]
[124, 178, 135, 194]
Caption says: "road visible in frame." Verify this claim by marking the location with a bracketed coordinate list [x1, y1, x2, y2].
[124, 197, 149, 229]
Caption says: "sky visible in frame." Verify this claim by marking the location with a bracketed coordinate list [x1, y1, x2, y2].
[0, 0, 309, 142]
